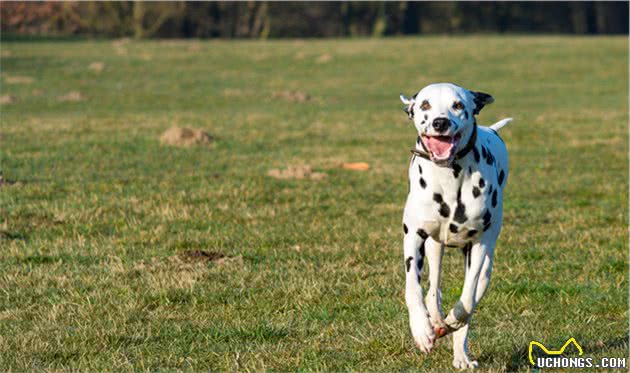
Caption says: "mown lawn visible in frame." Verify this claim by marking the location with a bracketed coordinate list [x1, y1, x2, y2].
[0, 36, 627, 371]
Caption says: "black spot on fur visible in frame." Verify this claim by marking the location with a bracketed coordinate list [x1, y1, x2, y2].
[481, 146, 487, 159]
[467, 229, 478, 237]
[483, 210, 492, 225]
[417, 241, 425, 274]
[488, 184, 494, 195]
[492, 189, 498, 207]
[468, 166, 472, 174]
[420, 177, 426, 189]
[424, 114, 428, 120]
[498, 170, 505, 186]
[472, 187, 480, 198]
[417, 229, 428, 239]
[479, 178, 485, 188]
[483, 222, 492, 232]
[464, 111, 469, 119]
[449, 223, 458, 233]
[452, 163, 462, 178]
[461, 243, 472, 268]
[418, 164, 422, 174]
[473, 147, 480, 162]
[433, 193, 450, 217]
[405, 256, 413, 272]
[453, 187, 467, 223]
[403, 224, 408, 234]
[439, 203, 450, 217]
[486, 151, 494, 165]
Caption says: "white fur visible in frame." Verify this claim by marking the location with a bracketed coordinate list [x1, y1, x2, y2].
[399, 83, 512, 369]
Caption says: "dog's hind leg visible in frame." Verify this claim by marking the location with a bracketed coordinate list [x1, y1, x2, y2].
[403, 228, 435, 353]
[424, 238, 447, 338]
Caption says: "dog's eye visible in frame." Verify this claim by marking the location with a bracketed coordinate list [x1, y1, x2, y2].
[452, 101, 464, 111]
[420, 100, 431, 111]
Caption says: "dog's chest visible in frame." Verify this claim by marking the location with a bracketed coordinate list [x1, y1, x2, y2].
[407, 156, 496, 246]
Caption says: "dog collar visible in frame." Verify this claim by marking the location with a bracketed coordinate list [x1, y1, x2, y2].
[410, 123, 478, 162]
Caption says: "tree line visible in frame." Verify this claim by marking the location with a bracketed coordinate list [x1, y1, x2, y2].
[1, 1, 627, 39]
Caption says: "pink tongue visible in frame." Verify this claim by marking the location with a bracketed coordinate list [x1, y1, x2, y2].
[424, 136, 454, 158]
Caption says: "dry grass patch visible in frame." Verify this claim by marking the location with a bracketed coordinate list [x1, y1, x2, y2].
[267, 165, 327, 180]
[0, 95, 16, 104]
[88, 62, 105, 73]
[315, 53, 332, 64]
[5, 75, 33, 84]
[57, 91, 86, 102]
[159, 127, 214, 147]
[272, 90, 311, 102]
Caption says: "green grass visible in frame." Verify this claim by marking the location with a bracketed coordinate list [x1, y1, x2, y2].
[0, 36, 627, 371]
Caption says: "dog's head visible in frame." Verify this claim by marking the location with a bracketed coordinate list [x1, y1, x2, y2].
[400, 83, 494, 166]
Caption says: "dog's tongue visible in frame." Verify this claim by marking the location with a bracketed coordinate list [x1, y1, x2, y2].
[424, 136, 455, 159]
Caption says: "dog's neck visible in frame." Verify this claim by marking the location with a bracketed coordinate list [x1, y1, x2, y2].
[410, 123, 478, 167]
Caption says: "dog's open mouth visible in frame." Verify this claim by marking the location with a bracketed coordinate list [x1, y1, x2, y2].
[421, 133, 461, 162]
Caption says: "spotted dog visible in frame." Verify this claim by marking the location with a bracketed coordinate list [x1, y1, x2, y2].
[399, 83, 512, 369]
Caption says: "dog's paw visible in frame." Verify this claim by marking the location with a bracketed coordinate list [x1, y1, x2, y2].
[429, 316, 448, 339]
[409, 312, 436, 353]
[453, 356, 479, 370]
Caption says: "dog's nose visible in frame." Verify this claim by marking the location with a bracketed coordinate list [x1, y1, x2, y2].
[432, 117, 451, 133]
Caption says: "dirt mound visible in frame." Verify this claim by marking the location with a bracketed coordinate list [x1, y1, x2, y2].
[5, 75, 33, 84]
[0, 95, 16, 104]
[268, 165, 326, 180]
[272, 90, 311, 103]
[177, 250, 242, 266]
[88, 62, 105, 72]
[160, 127, 214, 147]
[315, 53, 332, 64]
[0, 172, 17, 187]
[58, 91, 86, 102]
[179, 250, 224, 263]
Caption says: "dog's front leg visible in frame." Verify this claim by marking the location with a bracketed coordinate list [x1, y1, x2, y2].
[448, 239, 496, 369]
[403, 229, 435, 352]
[424, 238, 447, 337]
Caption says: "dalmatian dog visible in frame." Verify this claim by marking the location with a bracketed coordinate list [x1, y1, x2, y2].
[399, 83, 512, 369]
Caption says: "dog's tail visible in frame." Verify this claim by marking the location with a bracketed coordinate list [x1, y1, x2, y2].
[489, 117, 513, 132]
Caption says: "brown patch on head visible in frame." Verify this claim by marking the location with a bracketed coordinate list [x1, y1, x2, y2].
[420, 100, 431, 111]
[272, 91, 311, 103]
[0, 95, 16, 104]
[268, 165, 326, 180]
[452, 101, 464, 111]
[160, 127, 214, 147]
[57, 91, 86, 102]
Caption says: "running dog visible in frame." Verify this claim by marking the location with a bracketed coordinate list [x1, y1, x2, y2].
[399, 83, 512, 369]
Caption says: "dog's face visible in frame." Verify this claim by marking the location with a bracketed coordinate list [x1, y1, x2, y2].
[400, 83, 493, 166]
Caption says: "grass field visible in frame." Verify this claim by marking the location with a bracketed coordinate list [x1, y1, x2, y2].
[1, 36, 628, 371]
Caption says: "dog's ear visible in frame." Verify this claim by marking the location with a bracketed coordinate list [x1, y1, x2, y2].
[400, 93, 415, 120]
[471, 91, 494, 115]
